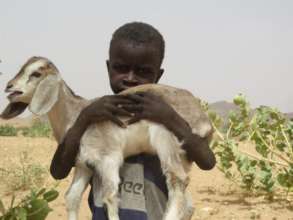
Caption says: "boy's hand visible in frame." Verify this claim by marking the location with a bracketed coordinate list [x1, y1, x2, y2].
[122, 92, 177, 126]
[50, 127, 80, 179]
[122, 92, 191, 139]
[83, 95, 135, 127]
[182, 133, 216, 170]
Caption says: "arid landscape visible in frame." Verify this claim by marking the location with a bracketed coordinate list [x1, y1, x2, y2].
[0, 118, 292, 220]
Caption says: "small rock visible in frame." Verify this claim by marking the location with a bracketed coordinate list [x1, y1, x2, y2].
[201, 207, 213, 212]
[200, 206, 219, 216]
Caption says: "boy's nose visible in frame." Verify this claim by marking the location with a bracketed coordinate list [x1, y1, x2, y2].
[123, 71, 139, 86]
[126, 71, 137, 81]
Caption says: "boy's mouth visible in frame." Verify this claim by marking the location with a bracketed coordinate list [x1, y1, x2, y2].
[122, 81, 139, 88]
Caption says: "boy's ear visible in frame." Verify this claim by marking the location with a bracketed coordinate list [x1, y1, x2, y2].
[106, 60, 110, 73]
[155, 69, 164, 83]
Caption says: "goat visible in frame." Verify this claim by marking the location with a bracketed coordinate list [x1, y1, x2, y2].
[1, 57, 213, 220]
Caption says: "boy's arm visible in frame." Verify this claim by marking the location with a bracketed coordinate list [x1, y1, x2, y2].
[165, 114, 216, 170]
[123, 92, 216, 170]
[50, 95, 134, 179]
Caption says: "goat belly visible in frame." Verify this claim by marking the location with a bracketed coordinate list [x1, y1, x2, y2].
[122, 121, 156, 158]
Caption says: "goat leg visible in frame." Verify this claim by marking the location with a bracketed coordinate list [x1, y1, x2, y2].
[65, 165, 92, 220]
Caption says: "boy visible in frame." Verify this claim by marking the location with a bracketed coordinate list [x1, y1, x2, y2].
[51, 22, 216, 220]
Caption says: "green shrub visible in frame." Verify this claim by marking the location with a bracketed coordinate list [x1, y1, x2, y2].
[0, 120, 52, 138]
[0, 188, 59, 220]
[20, 121, 52, 138]
[208, 94, 293, 199]
[0, 125, 18, 136]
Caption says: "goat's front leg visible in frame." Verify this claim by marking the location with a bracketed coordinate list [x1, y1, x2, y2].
[65, 164, 92, 220]
[95, 153, 123, 220]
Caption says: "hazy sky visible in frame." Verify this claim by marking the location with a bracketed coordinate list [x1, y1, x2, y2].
[0, 0, 292, 114]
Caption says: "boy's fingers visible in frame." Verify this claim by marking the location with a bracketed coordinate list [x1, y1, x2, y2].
[109, 115, 127, 128]
[120, 104, 144, 113]
[113, 97, 136, 105]
[107, 104, 133, 116]
[125, 94, 145, 103]
[126, 116, 142, 125]
[114, 107, 135, 117]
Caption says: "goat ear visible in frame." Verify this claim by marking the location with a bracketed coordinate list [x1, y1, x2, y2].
[29, 74, 60, 116]
[0, 102, 28, 119]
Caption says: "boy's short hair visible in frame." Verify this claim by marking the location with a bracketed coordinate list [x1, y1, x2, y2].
[110, 22, 165, 65]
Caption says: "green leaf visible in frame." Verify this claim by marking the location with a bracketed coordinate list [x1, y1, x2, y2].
[25, 199, 51, 220]
[250, 160, 257, 167]
[277, 173, 287, 187]
[16, 208, 27, 220]
[43, 190, 59, 202]
[233, 94, 246, 106]
[35, 188, 46, 198]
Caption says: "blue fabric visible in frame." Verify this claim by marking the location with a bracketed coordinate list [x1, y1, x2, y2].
[90, 207, 148, 220]
[88, 154, 168, 220]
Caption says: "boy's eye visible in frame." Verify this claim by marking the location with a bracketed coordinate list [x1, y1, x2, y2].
[136, 67, 152, 76]
[112, 64, 129, 73]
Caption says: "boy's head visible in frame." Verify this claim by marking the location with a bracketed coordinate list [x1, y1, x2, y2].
[107, 22, 165, 94]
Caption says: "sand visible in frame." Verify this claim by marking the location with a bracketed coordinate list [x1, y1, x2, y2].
[0, 126, 292, 219]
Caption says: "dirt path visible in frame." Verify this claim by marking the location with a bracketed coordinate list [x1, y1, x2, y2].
[0, 136, 292, 220]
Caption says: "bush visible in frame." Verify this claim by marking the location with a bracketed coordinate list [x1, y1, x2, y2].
[0, 187, 59, 220]
[0, 125, 18, 136]
[208, 94, 293, 200]
[0, 120, 52, 138]
[20, 121, 52, 138]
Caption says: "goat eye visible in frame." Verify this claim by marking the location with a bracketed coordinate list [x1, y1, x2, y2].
[30, 72, 42, 78]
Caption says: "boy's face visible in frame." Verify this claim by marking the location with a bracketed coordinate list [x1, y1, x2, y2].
[107, 40, 164, 94]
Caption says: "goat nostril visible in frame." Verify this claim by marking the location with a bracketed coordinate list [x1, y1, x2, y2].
[7, 84, 13, 89]
[5, 84, 13, 92]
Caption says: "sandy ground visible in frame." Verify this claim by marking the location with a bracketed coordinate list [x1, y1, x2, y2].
[0, 131, 292, 219]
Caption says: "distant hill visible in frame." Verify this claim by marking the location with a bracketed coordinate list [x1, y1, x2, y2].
[285, 112, 293, 119]
[209, 101, 292, 120]
[209, 101, 238, 120]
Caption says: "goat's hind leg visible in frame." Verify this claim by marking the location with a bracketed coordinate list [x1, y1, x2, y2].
[164, 171, 191, 220]
[65, 165, 92, 220]
[150, 126, 191, 220]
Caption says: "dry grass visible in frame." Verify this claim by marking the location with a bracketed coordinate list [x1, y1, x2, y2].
[0, 151, 48, 193]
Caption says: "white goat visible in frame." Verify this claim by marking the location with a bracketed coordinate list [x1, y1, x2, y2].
[1, 57, 213, 220]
